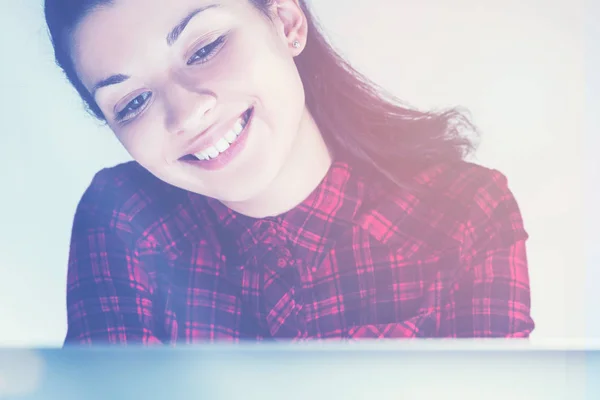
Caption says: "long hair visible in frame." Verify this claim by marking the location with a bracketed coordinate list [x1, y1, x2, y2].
[45, 0, 477, 187]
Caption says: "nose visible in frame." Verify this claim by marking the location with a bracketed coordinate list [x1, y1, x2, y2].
[163, 83, 217, 137]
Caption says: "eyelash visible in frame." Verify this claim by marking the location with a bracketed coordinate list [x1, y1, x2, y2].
[114, 35, 228, 123]
[115, 91, 152, 122]
[187, 34, 227, 65]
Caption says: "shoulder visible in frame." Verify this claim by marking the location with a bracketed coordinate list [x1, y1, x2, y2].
[375, 161, 516, 217]
[418, 161, 516, 210]
[431, 161, 523, 219]
[361, 161, 526, 253]
[415, 161, 527, 243]
[77, 161, 156, 215]
[408, 160, 503, 194]
[73, 162, 203, 240]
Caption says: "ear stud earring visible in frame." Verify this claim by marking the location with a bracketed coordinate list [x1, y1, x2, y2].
[292, 40, 301, 48]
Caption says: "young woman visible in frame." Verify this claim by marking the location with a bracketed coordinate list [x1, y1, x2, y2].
[45, 0, 534, 344]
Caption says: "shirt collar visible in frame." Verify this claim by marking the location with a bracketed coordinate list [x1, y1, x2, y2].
[203, 160, 369, 253]
[185, 155, 459, 269]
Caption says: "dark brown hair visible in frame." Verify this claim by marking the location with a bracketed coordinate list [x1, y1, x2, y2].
[45, 0, 477, 186]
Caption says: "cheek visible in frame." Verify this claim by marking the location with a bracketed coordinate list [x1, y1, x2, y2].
[247, 46, 299, 100]
[240, 48, 305, 135]
[208, 29, 299, 101]
[115, 122, 170, 166]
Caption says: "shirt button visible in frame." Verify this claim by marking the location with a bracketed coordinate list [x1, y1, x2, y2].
[312, 267, 317, 273]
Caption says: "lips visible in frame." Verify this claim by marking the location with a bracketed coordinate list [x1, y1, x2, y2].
[179, 107, 253, 162]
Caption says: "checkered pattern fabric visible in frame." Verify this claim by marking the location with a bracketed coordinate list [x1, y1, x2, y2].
[65, 160, 534, 344]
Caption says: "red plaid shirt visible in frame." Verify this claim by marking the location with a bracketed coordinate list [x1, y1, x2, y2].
[65, 160, 534, 344]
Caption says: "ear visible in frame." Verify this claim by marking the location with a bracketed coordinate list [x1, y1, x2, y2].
[272, 0, 307, 55]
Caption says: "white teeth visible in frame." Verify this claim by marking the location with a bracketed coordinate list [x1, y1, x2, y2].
[232, 121, 244, 136]
[187, 110, 250, 161]
[214, 138, 230, 152]
[206, 147, 219, 159]
[224, 130, 237, 144]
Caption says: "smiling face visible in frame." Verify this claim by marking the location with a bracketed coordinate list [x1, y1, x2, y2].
[70, 0, 324, 205]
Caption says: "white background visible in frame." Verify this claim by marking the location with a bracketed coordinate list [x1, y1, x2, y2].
[585, 0, 599, 340]
[0, 0, 592, 346]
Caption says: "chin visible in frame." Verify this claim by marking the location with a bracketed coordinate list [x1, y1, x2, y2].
[212, 180, 271, 204]
[214, 165, 282, 205]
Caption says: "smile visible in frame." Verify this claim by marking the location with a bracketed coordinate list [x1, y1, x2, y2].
[181, 107, 253, 162]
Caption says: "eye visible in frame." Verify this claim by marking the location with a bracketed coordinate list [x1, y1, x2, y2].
[115, 91, 152, 122]
[186, 35, 226, 65]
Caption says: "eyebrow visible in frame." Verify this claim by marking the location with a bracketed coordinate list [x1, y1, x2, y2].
[90, 4, 219, 97]
[167, 4, 220, 46]
[91, 74, 130, 97]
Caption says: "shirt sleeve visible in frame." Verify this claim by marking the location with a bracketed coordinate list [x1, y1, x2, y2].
[64, 171, 162, 345]
[441, 170, 535, 338]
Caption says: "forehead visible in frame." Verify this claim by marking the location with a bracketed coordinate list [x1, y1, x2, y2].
[77, 0, 231, 31]
[70, 0, 237, 88]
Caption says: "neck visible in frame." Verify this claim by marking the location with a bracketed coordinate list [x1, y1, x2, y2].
[223, 109, 332, 218]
